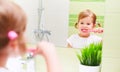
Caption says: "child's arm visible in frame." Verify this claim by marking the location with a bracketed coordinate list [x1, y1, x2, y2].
[67, 43, 72, 48]
[36, 41, 62, 72]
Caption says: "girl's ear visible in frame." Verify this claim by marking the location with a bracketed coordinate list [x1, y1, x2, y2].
[8, 40, 18, 50]
[8, 40, 21, 57]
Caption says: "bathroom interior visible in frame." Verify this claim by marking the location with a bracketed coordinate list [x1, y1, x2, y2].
[8, 0, 120, 72]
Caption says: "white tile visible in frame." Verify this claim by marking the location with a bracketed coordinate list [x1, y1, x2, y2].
[101, 58, 120, 72]
[106, 0, 120, 13]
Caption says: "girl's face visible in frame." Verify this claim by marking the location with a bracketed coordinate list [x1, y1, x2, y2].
[77, 17, 95, 37]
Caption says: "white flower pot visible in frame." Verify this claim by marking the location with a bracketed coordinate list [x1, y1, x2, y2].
[79, 64, 101, 72]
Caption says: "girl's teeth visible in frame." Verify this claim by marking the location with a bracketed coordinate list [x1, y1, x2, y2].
[82, 29, 87, 32]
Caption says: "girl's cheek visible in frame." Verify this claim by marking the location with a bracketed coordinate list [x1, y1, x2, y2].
[78, 29, 82, 32]
[90, 25, 94, 28]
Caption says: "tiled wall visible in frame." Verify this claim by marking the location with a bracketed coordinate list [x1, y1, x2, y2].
[102, 0, 120, 72]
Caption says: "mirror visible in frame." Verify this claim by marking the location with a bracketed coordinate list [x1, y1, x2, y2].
[67, 0, 104, 72]
[12, 0, 104, 48]
[67, 0, 104, 48]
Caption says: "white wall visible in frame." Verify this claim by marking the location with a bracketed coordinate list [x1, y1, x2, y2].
[44, 0, 69, 47]
[13, 0, 69, 47]
[13, 0, 39, 43]
[101, 0, 120, 72]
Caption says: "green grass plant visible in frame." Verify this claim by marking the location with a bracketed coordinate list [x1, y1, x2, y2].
[76, 42, 102, 66]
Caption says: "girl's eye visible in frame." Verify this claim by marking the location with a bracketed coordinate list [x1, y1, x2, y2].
[87, 23, 90, 25]
[81, 22, 84, 24]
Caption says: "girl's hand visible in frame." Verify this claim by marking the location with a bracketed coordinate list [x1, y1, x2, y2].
[36, 41, 62, 72]
[35, 41, 56, 58]
[28, 41, 62, 72]
[92, 23, 103, 33]
[92, 27, 103, 33]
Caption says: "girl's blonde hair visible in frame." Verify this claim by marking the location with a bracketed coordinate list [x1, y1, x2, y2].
[75, 9, 96, 28]
[0, 0, 27, 54]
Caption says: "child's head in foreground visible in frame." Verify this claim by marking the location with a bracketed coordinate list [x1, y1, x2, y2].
[75, 9, 96, 37]
[0, 0, 27, 56]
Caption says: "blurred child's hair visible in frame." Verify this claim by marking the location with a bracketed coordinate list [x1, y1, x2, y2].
[0, 0, 27, 54]
[75, 9, 96, 28]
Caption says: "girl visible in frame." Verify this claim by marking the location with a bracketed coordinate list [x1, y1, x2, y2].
[67, 9, 103, 48]
[0, 0, 61, 72]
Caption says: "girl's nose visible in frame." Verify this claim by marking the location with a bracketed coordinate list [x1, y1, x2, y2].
[82, 24, 88, 28]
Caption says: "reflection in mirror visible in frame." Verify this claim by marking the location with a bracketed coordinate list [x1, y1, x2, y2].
[67, 9, 103, 48]
[67, 0, 104, 49]
[67, 0, 104, 72]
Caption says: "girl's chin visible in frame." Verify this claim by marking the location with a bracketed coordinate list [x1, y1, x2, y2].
[81, 31, 90, 34]
[79, 33, 90, 37]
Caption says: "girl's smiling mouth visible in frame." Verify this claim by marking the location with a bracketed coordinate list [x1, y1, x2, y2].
[81, 29, 89, 32]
